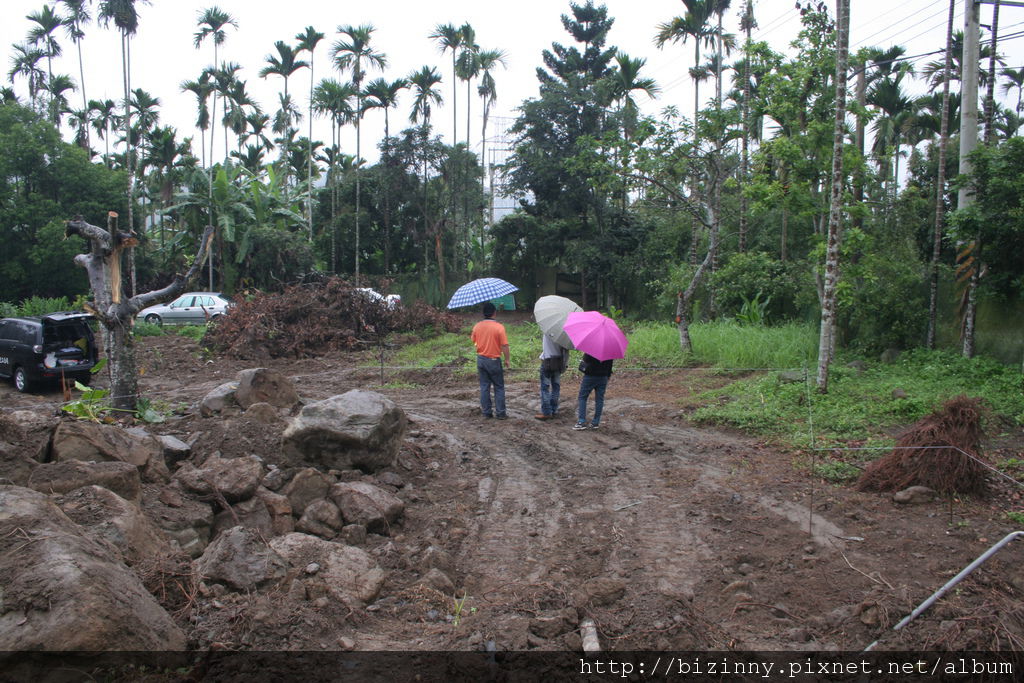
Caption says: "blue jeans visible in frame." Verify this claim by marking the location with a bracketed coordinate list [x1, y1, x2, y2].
[539, 367, 562, 416]
[477, 355, 506, 417]
[577, 374, 609, 426]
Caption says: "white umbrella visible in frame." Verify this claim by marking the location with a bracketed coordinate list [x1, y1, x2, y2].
[533, 295, 582, 349]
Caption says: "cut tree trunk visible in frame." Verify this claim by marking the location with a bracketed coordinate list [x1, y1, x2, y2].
[66, 213, 213, 412]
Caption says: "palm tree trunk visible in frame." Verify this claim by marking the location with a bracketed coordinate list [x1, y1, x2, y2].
[123, 32, 137, 298]
[355, 113, 361, 285]
[927, 0, 956, 349]
[816, 0, 849, 393]
[75, 37, 89, 149]
[307, 56, 315, 242]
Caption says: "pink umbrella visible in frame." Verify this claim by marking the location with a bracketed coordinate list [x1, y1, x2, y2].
[563, 311, 628, 361]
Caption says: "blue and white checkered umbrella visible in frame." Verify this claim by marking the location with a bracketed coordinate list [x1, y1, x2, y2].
[446, 278, 519, 309]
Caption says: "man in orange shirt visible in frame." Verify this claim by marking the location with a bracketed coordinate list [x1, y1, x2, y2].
[471, 301, 511, 419]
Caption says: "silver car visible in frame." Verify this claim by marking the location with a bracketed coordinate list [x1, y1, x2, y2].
[136, 292, 233, 325]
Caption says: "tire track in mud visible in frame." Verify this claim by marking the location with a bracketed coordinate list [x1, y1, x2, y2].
[400, 387, 854, 647]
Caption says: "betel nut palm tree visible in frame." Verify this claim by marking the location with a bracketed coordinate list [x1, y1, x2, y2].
[194, 6, 237, 169]
[332, 24, 386, 284]
[296, 26, 325, 241]
[260, 40, 308, 194]
[429, 23, 463, 146]
[59, 0, 93, 146]
[408, 65, 445, 291]
[99, 0, 150, 296]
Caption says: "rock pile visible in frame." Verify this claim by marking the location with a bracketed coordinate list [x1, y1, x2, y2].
[0, 368, 411, 651]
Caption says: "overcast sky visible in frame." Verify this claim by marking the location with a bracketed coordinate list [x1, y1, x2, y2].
[3, 0, 1021, 163]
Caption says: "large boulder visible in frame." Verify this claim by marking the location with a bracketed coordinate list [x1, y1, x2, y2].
[50, 420, 169, 483]
[329, 481, 404, 534]
[281, 391, 407, 472]
[0, 486, 185, 650]
[193, 525, 288, 591]
[28, 460, 141, 501]
[270, 532, 385, 606]
[57, 485, 173, 566]
[235, 368, 300, 413]
[174, 454, 264, 503]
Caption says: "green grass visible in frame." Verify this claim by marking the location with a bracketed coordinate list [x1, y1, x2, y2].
[694, 348, 1024, 448]
[625, 320, 817, 369]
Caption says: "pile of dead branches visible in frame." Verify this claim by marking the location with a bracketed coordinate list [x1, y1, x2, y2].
[204, 277, 460, 359]
[856, 395, 989, 496]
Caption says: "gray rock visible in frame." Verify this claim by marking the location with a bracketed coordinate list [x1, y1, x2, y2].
[281, 390, 407, 472]
[194, 525, 288, 591]
[28, 459, 141, 501]
[50, 420, 169, 483]
[892, 387, 908, 399]
[893, 485, 936, 505]
[329, 481, 404, 534]
[255, 487, 294, 536]
[212, 496, 274, 539]
[270, 532, 385, 606]
[57, 485, 173, 565]
[235, 368, 300, 413]
[0, 485, 185, 650]
[199, 382, 239, 417]
[283, 467, 334, 515]
[777, 370, 805, 384]
[175, 454, 264, 503]
[296, 498, 344, 538]
[155, 434, 191, 466]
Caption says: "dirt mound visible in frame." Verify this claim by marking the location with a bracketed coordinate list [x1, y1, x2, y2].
[857, 395, 989, 496]
[205, 278, 460, 360]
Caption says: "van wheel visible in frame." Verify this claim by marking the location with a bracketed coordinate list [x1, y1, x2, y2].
[13, 366, 30, 393]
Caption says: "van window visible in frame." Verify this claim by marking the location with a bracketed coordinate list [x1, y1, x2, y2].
[15, 321, 38, 345]
[0, 320, 15, 341]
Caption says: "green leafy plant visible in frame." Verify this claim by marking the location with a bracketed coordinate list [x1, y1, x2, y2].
[735, 291, 771, 326]
[62, 382, 112, 422]
[134, 397, 167, 423]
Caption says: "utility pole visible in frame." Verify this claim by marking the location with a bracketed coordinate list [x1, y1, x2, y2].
[958, 0, 980, 211]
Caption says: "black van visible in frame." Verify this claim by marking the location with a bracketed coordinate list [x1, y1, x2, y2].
[0, 313, 100, 392]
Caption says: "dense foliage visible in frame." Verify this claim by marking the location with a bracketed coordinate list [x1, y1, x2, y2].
[3, 0, 1023, 366]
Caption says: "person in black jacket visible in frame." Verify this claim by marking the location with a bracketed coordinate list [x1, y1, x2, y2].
[573, 353, 613, 430]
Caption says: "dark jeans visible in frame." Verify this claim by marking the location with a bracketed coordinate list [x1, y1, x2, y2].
[539, 367, 562, 416]
[577, 374, 609, 426]
[477, 355, 506, 417]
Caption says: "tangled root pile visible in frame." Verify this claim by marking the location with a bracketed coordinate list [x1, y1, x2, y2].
[856, 395, 989, 496]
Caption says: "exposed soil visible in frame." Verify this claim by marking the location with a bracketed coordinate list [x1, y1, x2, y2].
[5, 317, 1024, 655]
